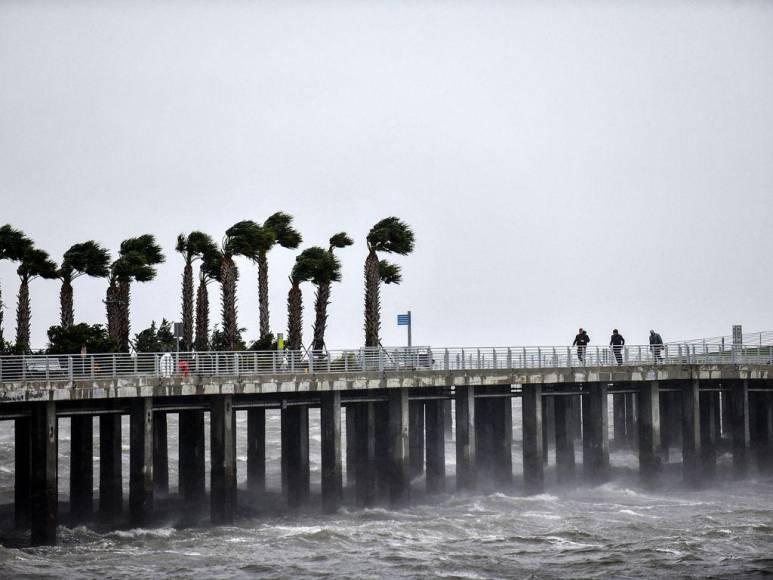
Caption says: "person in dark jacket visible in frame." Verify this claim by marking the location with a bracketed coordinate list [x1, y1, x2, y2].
[610, 329, 625, 365]
[649, 330, 664, 362]
[573, 328, 590, 363]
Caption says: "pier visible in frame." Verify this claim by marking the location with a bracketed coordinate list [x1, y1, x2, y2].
[1, 339, 772, 546]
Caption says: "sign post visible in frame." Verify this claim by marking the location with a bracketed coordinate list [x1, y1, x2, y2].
[397, 311, 412, 348]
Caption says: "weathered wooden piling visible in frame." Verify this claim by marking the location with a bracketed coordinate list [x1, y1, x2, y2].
[638, 381, 661, 484]
[582, 383, 609, 483]
[210, 396, 236, 524]
[352, 402, 377, 506]
[70, 415, 94, 521]
[731, 379, 750, 477]
[681, 379, 701, 487]
[409, 400, 425, 478]
[425, 398, 446, 493]
[554, 393, 576, 483]
[14, 417, 31, 529]
[247, 408, 266, 494]
[281, 405, 310, 508]
[321, 392, 342, 513]
[179, 409, 206, 503]
[99, 413, 122, 523]
[522, 384, 544, 494]
[387, 389, 410, 506]
[153, 411, 169, 497]
[455, 386, 476, 491]
[30, 402, 57, 546]
[129, 398, 154, 527]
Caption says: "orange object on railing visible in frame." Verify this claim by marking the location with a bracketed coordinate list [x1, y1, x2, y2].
[179, 360, 190, 379]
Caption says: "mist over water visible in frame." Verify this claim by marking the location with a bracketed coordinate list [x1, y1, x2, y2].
[0, 406, 771, 579]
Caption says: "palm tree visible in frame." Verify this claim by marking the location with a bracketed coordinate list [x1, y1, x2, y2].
[105, 235, 164, 352]
[195, 247, 222, 351]
[0, 225, 34, 346]
[285, 249, 320, 351]
[59, 241, 111, 328]
[256, 212, 302, 341]
[176, 232, 218, 350]
[220, 221, 268, 351]
[364, 217, 415, 348]
[15, 248, 58, 352]
[311, 233, 353, 352]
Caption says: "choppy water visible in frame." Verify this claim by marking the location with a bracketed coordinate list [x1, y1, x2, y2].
[0, 408, 771, 579]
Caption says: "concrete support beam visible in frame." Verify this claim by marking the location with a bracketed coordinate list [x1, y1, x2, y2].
[541, 391, 555, 465]
[30, 402, 57, 546]
[659, 391, 672, 463]
[99, 413, 122, 523]
[455, 386, 476, 492]
[613, 393, 626, 448]
[699, 390, 718, 478]
[353, 402, 376, 507]
[179, 410, 206, 504]
[554, 393, 576, 484]
[425, 399, 446, 494]
[153, 411, 169, 497]
[522, 384, 544, 495]
[345, 406, 356, 488]
[129, 397, 154, 527]
[731, 379, 750, 477]
[247, 408, 266, 494]
[475, 397, 494, 481]
[321, 392, 342, 514]
[14, 417, 31, 529]
[625, 392, 639, 449]
[720, 390, 731, 439]
[409, 400, 425, 478]
[582, 383, 610, 484]
[762, 392, 773, 474]
[281, 405, 310, 508]
[681, 379, 701, 487]
[374, 402, 390, 503]
[638, 381, 661, 485]
[210, 395, 236, 524]
[70, 415, 94, 522]
[387, 389, 410, 506]
[491, 389, 513, 488]
[443, 399, 453, 438]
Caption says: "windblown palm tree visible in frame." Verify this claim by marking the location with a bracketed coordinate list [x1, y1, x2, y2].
[256, 212, 302, 341]
[364, 217, 415, 348]
[220, 221, 269, 351]
[0, 225, 34, 346]
[176, 232, 218, 350]
[195, 247, 222, 351]
[15, 248, 58, 352]
[285, 249, 322, 351]
[58, 241, 111, 328]
[105, 235, 164, 352]
[311, 233, 353, 352]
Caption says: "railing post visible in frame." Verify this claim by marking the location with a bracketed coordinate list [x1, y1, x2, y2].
[444, 349, 449, 370]
[566, 346, 571, 367]
[476, 349, 481, 369]
[154, 354, 160, 378]
[45, 357, 50, 382]
[344, 351, 349, 372]
[493, 349, 497, 369]
[379, 348, 385, 372]
[90, 355, 94, 379]
[507, 347, 512, 369]
[461, 349, 465, 370]
[522, 347, 526, 368]
[309, 351, 315, 374]
[272, 351, 276, 374]
[235, 353, 240, 376]
[112, 354, 117, 379]
[68, 357, 73, 382]
[552, 347, 556, 367]
[537, 347, 541, 368]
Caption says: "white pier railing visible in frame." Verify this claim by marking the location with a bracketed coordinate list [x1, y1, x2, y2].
[1, 341, 772, 385]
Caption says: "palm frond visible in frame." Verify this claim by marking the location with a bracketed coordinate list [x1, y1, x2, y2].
[367, 217, 415, 255]
[378, 260, 402, 285]
[0, 224, 34, 262]
[329, 232, 354, 250]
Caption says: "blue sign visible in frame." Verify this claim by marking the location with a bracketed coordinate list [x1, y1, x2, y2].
[397, 313, 410, 326]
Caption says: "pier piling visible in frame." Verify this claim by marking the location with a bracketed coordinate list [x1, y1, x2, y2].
[582, 383, 609, 483]
[638, 381, 661, 485]
[153, 411, 169, 497]
[30, 402, 57, 546]
[247, 408, 266, 494]
[14, 417, 31, 529]
[70, 415, 94, 522]
[455, 386, 476, 492]
[210, 396, 236, 524]
[425, 398, 446, 493]
[321, 392, 342, 513]
[129, 398, 154, 527]
[387, 389, 410, 506]
[99, 413, 123, 523]
[681, 379, 701, 487]
[554, 392, 576, 483]
[731, 379, 750, 477]
[179, 410, 206, 504]
[409, 400, 425, 478]
[522, 384, 544, 494]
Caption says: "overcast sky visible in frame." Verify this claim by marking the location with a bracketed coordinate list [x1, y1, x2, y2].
[1, 0, 772, 350]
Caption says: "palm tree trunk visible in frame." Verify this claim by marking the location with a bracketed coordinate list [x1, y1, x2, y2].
[364, 250, 380, 348]
[312, 281, 330, 352]
[221, 256, 238, 351]
[15, 277, 31, 353]
[287, 281, 303, 351]
[106, 279, 120, 343]
[194, 274, 209, 351]
[60, 280, 74, 328]
[181, 262, 194, 350]
[118, 279, 131, 352]
[257, 251, 270, 339]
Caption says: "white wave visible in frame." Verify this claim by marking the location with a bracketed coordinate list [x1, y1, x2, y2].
[110, 527, 176, 539]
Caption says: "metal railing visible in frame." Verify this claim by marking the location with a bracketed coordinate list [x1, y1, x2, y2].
[1, 341, 772, 386]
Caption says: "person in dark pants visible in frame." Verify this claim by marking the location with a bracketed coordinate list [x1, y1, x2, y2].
[573, 328, 590, 363]
[649, 330, 664, 362]
[610, 329, 625, 365]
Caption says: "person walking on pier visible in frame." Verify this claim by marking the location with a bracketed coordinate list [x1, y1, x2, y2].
[610, 329, 625, 365]
[649, 329, 664, 362]
[573, 328, 590, 363]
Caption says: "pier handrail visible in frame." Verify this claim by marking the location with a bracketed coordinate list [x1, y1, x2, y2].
[1, 341, 772, 385]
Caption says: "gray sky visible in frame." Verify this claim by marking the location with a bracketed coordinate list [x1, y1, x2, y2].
[1, 0, 772, 350]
